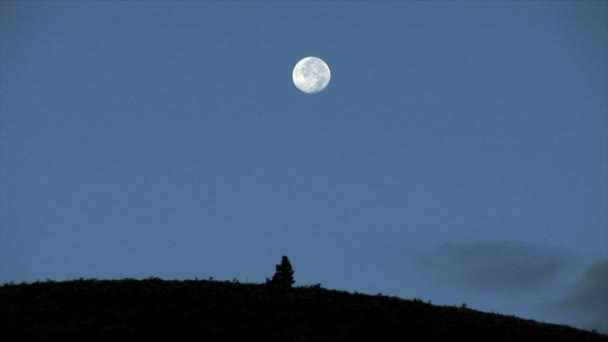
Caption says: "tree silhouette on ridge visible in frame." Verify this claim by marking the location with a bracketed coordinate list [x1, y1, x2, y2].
[268, 256, 295, 288]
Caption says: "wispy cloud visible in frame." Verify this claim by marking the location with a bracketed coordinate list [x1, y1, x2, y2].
[554, 260, 608, 333]
[420, 241, 571, 292]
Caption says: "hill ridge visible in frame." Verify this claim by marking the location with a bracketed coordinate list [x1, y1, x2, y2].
[1, 278, 605, 341]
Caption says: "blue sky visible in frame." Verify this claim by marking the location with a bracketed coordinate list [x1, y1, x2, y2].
[1, 1, 607, 332]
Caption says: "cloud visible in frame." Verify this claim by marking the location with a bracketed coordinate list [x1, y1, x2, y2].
[421, 241, 571, 292]
[554, 260, 608, 333]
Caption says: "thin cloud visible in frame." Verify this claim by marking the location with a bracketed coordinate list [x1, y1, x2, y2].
[555, 260, 608, 333]
[421, 241, 571, 292]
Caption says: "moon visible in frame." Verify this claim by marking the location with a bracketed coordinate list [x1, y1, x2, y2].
[292, 56, 331, 94]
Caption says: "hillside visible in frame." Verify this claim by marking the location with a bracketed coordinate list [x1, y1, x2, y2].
[1, 278, 605, 341]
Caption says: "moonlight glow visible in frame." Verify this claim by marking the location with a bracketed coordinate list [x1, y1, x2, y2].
[292, 57, 331, 94]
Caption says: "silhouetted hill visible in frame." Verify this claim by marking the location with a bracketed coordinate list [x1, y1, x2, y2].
[1, 278, 605, 341]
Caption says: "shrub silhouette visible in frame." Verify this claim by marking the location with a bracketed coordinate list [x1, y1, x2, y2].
[267, 256, 295, 288]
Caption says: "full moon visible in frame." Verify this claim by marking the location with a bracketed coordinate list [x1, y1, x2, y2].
[292, 56, 331, 94]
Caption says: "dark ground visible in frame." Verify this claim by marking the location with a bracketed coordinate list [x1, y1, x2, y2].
[1, 278, 605, 341]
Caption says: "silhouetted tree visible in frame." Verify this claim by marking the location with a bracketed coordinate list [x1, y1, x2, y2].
[268, 256, 295, 288]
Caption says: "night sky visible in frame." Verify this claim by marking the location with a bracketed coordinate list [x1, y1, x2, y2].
[1, 1, 606, 333]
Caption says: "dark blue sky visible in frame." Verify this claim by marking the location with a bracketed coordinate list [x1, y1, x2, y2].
[1, 1, 607, 332]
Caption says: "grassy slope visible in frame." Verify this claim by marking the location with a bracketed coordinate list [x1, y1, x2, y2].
[1, 278, 605, 341]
